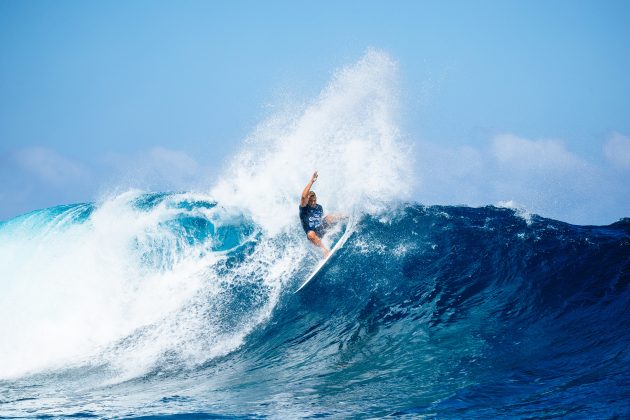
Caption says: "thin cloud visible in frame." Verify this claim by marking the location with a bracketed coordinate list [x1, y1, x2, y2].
[101, 147, 212, 192]
[416, 133, 626, 224]
[603, 132, 630, 169]
[0, 148, 95, 220]
[491, 134, 592, 173]
[147, 147, 201, 181]
[14, 147, 92, 187]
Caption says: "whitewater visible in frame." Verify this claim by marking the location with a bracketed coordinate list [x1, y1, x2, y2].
[1, 51, 629, 418]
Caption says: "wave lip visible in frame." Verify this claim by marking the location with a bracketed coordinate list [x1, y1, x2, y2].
[0, 191, 291, 381]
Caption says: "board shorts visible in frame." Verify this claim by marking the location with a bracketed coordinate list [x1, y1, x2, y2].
[310, 219, 330, 238]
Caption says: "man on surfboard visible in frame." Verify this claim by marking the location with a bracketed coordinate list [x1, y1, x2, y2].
[299, 171, 338, 258]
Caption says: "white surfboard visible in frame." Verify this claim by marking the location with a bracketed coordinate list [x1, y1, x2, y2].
[295, 216, 356, 293]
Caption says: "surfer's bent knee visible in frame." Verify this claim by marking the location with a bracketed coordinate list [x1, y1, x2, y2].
[307, 231, 324, 246]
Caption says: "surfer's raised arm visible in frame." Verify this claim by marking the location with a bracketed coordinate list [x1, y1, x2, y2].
[300, 171, 318, 207]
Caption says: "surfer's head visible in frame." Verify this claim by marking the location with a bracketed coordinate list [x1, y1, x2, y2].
[308, 191, 317, 207]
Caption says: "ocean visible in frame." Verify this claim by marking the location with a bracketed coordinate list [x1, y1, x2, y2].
[1, 193, 628, 418]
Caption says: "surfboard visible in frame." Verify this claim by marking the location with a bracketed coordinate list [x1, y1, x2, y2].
[295, 216, 356, 293]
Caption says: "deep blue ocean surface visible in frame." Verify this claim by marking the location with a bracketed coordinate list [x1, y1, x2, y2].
[0, 192, 628, 418]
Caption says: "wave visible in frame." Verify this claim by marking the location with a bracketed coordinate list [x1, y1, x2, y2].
[1, 194, 628, 418]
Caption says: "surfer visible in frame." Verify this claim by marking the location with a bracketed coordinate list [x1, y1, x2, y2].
[299, 171, 339, 258]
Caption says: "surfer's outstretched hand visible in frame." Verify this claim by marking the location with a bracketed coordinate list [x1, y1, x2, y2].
[311, 171, 318, 183]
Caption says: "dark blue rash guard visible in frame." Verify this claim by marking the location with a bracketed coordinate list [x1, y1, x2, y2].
[299, 204, 326, 237]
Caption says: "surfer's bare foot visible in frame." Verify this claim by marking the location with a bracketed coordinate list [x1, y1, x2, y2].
[323, 248, 330, 258]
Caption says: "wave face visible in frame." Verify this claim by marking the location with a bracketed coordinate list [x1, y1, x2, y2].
[0, 195, 628, 418]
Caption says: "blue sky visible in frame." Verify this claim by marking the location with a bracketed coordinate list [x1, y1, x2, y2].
[1, 1, 629, 224]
